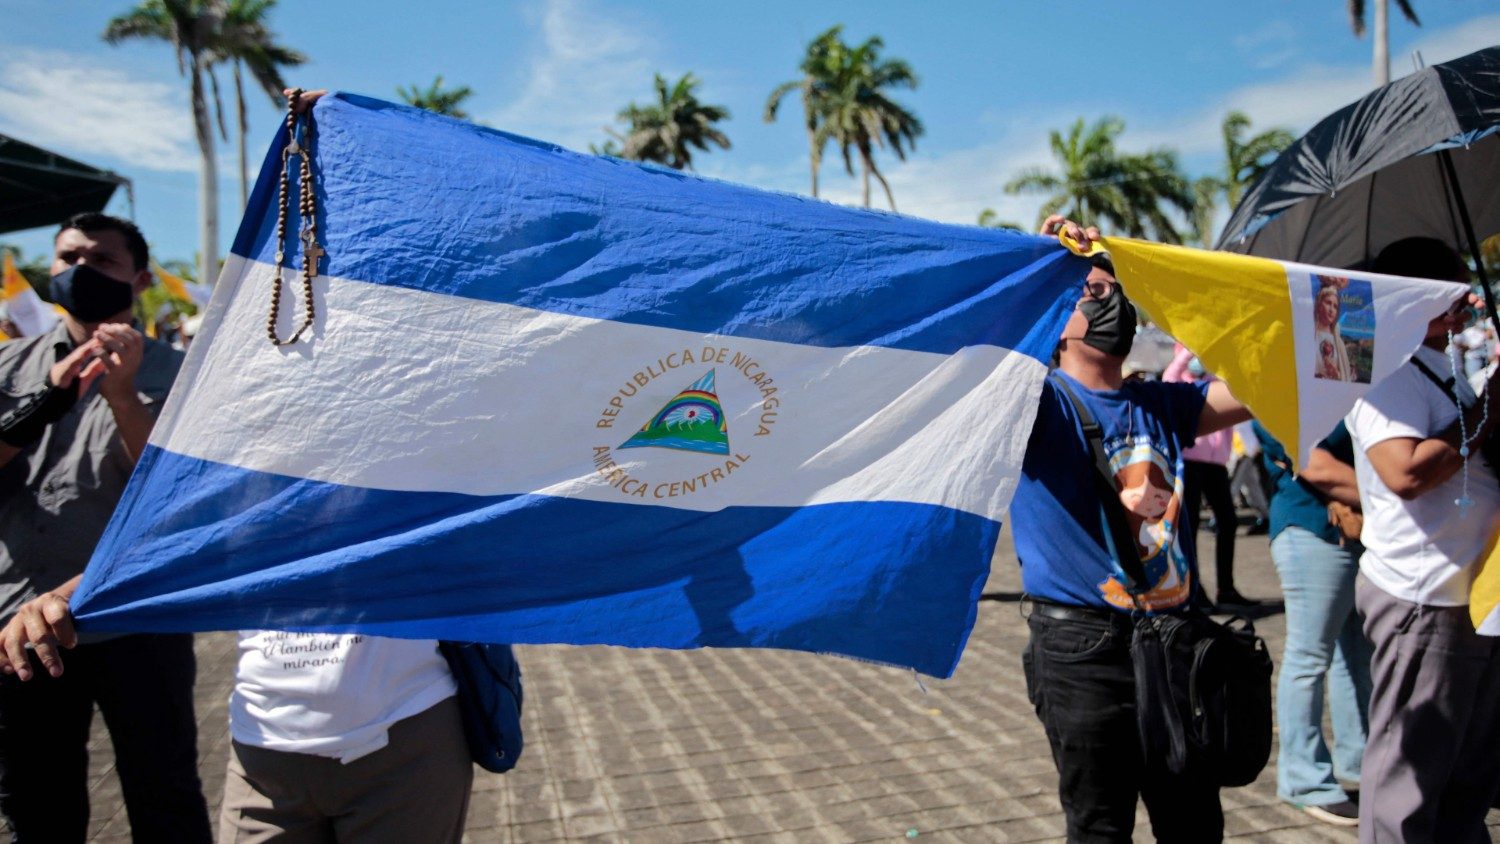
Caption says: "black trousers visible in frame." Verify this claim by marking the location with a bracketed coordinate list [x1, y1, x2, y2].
[0, 633, 211, 843]
[1181, 460, 1239, 594]
[1023, 609, 1223, 843]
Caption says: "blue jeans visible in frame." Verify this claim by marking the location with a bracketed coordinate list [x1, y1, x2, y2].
[1270, 526, 1372, 806]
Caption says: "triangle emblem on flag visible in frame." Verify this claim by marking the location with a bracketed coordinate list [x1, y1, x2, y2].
[619, 369, 730, 455]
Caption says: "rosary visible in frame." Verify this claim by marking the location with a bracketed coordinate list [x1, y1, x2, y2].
[1448, 329, 1487, 512]
[267, 88, 321, 346]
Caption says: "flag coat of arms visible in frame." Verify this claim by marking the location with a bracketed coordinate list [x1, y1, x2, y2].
[70, 93, 1087, 678]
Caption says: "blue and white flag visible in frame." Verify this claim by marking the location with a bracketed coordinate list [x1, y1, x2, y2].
[71, 93, 1086, 677]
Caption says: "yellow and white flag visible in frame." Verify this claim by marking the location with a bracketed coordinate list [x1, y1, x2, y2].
[1473, 540, 1500, 633]
[153, 263, 211, 306]
[1089, 237, 1500, 633]
[1092, 237, 1468, 468]
[1, 253, 59, 338]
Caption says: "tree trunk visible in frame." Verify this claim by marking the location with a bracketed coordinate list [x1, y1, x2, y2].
[870, 161, 897, 212]
[807, 128, 820, 198]
[235, 61, 248, 210]
[1373, 0, 1390, 87]
[860, 147, 873, 208]
[190, 56, 219, 287]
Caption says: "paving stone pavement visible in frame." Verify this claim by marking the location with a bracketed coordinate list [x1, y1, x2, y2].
[81, 526, 1500, 842]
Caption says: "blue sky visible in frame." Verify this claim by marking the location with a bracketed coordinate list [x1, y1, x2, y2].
[4, 0, 1499, 270]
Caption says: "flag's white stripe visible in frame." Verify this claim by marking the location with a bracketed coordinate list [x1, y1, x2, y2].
[157, 256, 1047, 519]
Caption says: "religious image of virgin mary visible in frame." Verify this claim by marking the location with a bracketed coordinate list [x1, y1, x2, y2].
[1313, 275, 1355, 382]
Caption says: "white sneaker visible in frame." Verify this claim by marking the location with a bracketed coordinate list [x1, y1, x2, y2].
[1297, 800, 1359, 827]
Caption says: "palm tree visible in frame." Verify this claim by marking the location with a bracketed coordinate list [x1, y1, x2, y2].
[105, 0, 227, 287]
[608, 73, 730, 171]
[398, 76, 475, 119]
[1349, 0, 1421, 87]
[976, 209, 1022, 230]
[764, 26, 844, 197]
[1190, 111, 1294, 244]
[210, 0, 305, 210]
[1004, 116, 1194, 243]
[794, 28, 922, 210]
[589, 138, 623, 157]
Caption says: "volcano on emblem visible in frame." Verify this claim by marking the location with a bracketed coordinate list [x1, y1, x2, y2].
[618, 369, 730, 455]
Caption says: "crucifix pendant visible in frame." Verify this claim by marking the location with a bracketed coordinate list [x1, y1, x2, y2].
[301, 230, 325, 271]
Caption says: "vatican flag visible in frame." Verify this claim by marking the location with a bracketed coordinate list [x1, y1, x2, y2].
[1, 253, 59, 337]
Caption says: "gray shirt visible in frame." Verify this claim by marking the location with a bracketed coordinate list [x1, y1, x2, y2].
[0, 321, 182, 620]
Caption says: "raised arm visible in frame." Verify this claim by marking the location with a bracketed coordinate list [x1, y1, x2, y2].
[1198, 380, 1252, 437]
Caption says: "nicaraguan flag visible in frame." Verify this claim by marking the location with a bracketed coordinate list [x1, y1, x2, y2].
[70, 93, 1086, 677]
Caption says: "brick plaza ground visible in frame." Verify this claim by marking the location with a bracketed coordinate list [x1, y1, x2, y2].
[82, 527, 1500, 842]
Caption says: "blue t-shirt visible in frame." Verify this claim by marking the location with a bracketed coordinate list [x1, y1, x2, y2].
[1010, 370, 1209, 611]
[1255, 420, 1354, 545]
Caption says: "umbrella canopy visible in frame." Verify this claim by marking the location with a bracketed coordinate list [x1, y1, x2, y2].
[0, 134, 130, 235]
[1216, 46, 1500, 269]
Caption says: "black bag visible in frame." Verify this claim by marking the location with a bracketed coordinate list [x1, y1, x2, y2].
[438, 641, 524, 773]
[1052, 373, 1273, 786]
[1130, 610, 1273, 785]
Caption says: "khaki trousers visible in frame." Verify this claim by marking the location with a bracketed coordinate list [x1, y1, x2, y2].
[219, 696, 473, 843]
[1356, 574, 1500, 844]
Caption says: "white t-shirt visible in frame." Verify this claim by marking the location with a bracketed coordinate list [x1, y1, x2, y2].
[229, 631, 457, 763]
[1346, 345, 1500, 605]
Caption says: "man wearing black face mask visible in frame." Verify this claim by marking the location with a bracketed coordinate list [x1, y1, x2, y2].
[0, 213, 210, 842]
[1010, 216, 1251, 842]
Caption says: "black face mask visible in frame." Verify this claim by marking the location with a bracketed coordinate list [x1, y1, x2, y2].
[50, 263, 134, 323]
[1077, 283, 1138, 358]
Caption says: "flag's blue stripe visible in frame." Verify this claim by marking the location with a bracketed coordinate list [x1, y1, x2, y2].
[231, 93, 1083, 360]
[73, 446, 996, 678]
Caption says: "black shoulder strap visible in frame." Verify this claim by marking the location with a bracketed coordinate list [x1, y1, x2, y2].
[1409, 355, 1462, 408]
[1049, 373, 1151, 597]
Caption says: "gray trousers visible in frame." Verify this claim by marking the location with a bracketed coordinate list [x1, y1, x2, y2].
[1356, 573, 1500, 843]
[218, 696, 473, 843]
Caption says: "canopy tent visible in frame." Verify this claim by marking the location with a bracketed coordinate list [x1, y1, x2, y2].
[0, 134, 131, 235]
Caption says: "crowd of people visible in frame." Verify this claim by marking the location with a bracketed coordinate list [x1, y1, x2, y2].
[0, 184, 1494, 843]
[0, 213, 472, 842]
[1019, 217, 1498, 843]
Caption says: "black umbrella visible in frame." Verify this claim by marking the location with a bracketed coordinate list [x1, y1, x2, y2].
[0, 134, 131, 235]
[1217, 45, 1500, 324]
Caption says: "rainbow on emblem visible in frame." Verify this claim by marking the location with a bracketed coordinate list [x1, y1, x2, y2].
[619, 369, 730, 455]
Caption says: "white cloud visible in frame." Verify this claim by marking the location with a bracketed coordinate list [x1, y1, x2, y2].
[1136, 13, 1500, 160]
[1232, 20, 1300, 70]
[700, 13, 1500, 232]
[483, 0, 658, 152]
[701, 111, 1070, 229]
[0, 49, 197, 173]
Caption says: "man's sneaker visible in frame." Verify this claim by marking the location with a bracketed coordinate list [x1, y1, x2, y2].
[1297, 800, 1359, 827]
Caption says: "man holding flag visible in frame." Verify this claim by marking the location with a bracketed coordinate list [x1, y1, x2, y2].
[1013, 216, 1251, 843]
[0, 214, 210, 842]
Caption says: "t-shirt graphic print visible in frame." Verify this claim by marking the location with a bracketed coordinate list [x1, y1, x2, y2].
[1098, 436, 1192, 611]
